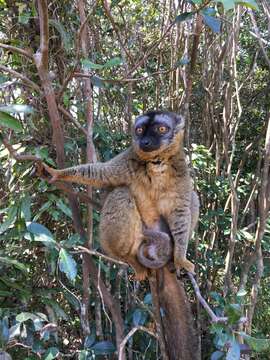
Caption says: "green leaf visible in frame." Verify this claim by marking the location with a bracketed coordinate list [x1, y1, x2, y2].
[26, 222, 56, 247]
[91, 341, 116, 355]
[104, 57, 122, 68]
[0, 257, 28, 273]
[81, 59, 104, 70]
[84, 334, 96, 349]
[0, 111, 23, 132]
[0, 105, 34, 114]
[16, 312, 47, 323]
[0, 317, 9, 345]
[175, 12, 194, 23]
[236, 289, 247, 297]
[56, 199, 72, 218]
[202, 15, 221, 33]
[21, 195, 31, 222]
[239, 332, 270, 352]
[217, 0, 236, 11]
[143, 293, 152, 305]
[226, 340, 240, 360]
[0, 206, 17, 234]
[59, 249, 77, 281]
[49, 20, 72, 49]
[235, 0, 258, 10]
[175, 56, 189, 67]
[91, 75, 106, 88]
[44, 347, 59, 360]
[211, 351, 225, 360]
[225, 304, 242, 324]
[132, 309, 147, 326]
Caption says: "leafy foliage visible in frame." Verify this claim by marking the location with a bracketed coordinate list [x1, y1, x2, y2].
[0, 0, 269, 359]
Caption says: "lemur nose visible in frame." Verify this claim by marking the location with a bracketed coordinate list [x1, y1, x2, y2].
[142, 138, 151, 146]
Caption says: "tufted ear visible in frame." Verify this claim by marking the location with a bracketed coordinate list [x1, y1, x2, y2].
[175, 114, 185, 130]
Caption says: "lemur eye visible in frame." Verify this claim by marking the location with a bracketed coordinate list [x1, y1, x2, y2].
[158, 126, 168, 133]
[136, 127, 144, 135]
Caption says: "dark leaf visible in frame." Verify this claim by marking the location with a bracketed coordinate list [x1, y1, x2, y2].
[91, 341, 116, 355]
[175, 12, 194, 23]
[211, 351, 225, 360]
[44, 347, 59, 360]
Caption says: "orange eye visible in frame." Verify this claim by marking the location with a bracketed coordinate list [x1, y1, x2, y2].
[158, 126, 168, 133]
[136, 127, 143, 135]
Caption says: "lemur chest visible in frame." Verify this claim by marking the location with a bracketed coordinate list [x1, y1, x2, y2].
[130, 162, 177, 226]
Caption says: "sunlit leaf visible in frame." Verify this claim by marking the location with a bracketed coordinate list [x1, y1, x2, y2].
[0, 105, 34, 114]
[0, 206, 17, 235]
[26, 222, 56, 247]
[202, 15, 221, 33]
[104, 57, 123, 68]
[81, 59, 104, 70]
[59, 249, 77, 281]
[235, 0, 258, 10]
[226, 340, 240, 360]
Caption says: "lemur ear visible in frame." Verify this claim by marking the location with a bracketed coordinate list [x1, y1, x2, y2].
[175, 114, 185, 129]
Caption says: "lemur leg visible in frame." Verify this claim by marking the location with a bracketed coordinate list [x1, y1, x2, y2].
[99, 186, 148, 281]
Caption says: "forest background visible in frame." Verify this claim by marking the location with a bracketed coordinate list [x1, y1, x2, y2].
[0, 0, 270, 359]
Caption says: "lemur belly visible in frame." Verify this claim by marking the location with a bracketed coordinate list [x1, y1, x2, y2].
[130, 162, 176, 228]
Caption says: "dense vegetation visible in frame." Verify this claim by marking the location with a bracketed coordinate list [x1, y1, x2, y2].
[0, 0, 269, 359]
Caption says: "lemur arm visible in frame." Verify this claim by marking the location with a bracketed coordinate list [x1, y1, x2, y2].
[42, 149, 135, 187]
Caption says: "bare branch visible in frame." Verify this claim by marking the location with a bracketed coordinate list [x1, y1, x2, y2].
[0, 42, 34, 59]
[74, 246, 129, 267]
[0, 65, 41, 92]
[119, 326, 157, 360]
[187, 273, 248, 325]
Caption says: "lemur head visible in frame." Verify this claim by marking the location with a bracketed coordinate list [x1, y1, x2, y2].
[132, 110, 185, 159]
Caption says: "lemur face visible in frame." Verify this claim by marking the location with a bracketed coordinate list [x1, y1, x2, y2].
[133, 111, 185, 157]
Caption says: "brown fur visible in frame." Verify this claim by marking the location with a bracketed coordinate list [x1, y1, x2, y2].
[41, 112, 199, 279]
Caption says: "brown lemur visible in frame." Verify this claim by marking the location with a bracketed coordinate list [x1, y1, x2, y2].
[41, 111, 199, 280]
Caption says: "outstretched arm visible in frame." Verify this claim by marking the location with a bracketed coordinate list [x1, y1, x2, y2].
[42, 149, 135, 187]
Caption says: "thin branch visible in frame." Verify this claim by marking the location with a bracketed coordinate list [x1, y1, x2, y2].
[187, 273, 248, 324]
[73, 246, 129, 267]
[0, 65, 41, 92]
[118, 326, 157, 360]
[58, 105, 88, 135]
[0, 42, 33, 59]
[36, 0, 49, 70]
[73, 68, 174, 84]
[248, 9, 270, 69]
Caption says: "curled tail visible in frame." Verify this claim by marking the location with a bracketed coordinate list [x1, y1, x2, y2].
[137, 229, 172, 269]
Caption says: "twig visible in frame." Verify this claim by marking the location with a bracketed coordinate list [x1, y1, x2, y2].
[73, 246, 129, 267]
[73, 68, 174, 84]
[187, 273, 248, 324]
[118, 326, 157, 360]
[0, 64, 41, 92]
[0, 42, 33, 59]
[248, 9, 270, 70]
[58, 105, 87, 135]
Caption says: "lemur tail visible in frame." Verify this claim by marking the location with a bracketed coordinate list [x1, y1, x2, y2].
[137, 229, 172, 269]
